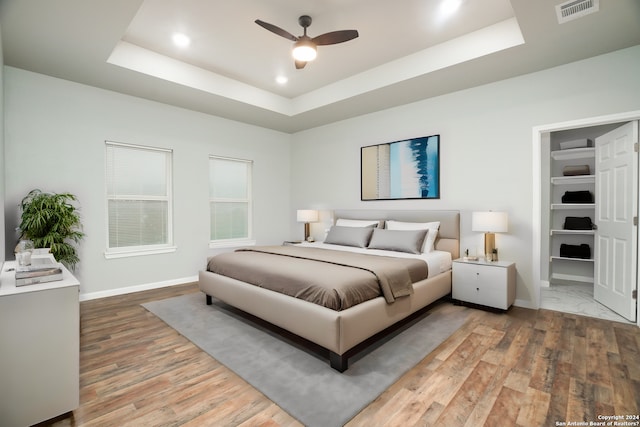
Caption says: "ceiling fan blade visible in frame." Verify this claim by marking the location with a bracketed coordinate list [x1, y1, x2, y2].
[295, 60, 307, 69]
[255, 19, 298, 42]
[312, 30, 359, 46]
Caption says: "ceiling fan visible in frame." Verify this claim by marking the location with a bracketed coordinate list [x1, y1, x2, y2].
[255, 15, 359, 69]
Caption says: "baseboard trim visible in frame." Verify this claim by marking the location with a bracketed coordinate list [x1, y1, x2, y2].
[79, 275, 198, 301]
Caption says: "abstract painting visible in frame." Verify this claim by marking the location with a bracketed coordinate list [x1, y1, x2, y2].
[361, 135, 440, 200]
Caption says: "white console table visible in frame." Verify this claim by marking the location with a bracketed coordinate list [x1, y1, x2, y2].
[0, 257, 80, 427]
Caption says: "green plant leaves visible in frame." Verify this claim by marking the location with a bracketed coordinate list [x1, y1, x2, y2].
[18, 189, 85, 270]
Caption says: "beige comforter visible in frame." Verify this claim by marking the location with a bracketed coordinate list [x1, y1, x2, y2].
[206, 245, 428, 311]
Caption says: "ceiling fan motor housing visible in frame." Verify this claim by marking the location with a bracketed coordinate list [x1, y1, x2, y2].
[298, 15, 312, 29]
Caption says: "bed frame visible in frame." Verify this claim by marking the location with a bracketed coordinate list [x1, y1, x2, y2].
[199, 210, 460, 371]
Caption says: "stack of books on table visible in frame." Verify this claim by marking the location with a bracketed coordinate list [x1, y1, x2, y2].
[15, 257, 63, 287]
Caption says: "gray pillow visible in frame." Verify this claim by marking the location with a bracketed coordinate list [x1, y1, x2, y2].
[324, 226, 375, 248]
[367, 228, 429, 254]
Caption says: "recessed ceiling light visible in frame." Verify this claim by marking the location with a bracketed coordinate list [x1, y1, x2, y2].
[172, 32, 191, 48]
[440, 0, 462, 16]
[276, 76, 288, 85]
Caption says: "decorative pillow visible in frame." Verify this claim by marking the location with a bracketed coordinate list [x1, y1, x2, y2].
[335, 218, 380, 228]
[324, 226, 375, 248]
[385, 220, 440, 253]
[367, 228, 429, 254]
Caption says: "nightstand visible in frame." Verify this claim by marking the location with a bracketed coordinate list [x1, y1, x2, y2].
[452, 259, 516, 310]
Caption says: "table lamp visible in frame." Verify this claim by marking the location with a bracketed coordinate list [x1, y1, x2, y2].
[297, 209, 318, 241]
[472, 211, 508, 261]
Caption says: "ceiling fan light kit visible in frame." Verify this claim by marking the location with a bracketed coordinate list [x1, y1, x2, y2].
[292, 38, 317, 62]
[255, 15, 358, 69]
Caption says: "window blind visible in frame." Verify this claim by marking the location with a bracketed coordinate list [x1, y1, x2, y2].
[106, 142, 172, 250]
[209, 156, 252, 242]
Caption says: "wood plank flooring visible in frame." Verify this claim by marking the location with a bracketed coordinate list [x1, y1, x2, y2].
[42, 283, 640, 427]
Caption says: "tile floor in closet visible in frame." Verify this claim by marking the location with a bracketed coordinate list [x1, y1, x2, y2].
[541, 282, 633, 324]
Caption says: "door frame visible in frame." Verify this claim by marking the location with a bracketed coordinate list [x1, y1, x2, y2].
[532, 110, 640, 327]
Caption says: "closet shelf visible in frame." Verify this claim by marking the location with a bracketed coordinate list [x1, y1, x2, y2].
[550, 229, 595, 236]
[551, 203, 595, 210]
[548, 138, 598, 290]
[550, 256, 594, 263]
[550, 147, 595, 160]
[551, 175, 595, 185]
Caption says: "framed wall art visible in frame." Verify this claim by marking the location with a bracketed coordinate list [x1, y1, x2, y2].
[361, 134, 440, 200]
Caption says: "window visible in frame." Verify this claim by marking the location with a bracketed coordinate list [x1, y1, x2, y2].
[209, 156, 253, 246]
[105, 142, 174, 257]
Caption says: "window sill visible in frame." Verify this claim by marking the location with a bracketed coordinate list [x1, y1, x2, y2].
[209, 239, 256, 249]
[104, 246, 177, 259]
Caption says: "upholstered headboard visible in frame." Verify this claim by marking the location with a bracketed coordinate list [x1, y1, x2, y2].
[332, 209, 460, 259]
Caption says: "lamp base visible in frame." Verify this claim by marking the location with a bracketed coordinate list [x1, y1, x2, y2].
[484, 232, 498, 261]
[304, 223, 310, 241]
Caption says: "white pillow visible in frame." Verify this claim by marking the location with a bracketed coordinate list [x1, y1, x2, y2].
[335, 218, 380, 228]
[385, 220, 440, 253]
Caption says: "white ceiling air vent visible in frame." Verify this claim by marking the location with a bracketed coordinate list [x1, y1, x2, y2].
[556, 0, 599, 24]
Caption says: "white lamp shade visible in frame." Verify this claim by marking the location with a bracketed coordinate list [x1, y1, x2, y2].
[472, 211, 508, 233]
[297, 209, 319, 223]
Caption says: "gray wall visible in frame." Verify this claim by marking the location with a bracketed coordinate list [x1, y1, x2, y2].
[0, 24, 5, 262]
[3, 67, 292, 297]
[289, 45, 640, 308]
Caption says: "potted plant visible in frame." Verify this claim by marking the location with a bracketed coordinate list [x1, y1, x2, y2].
[18, 189, 85, 270]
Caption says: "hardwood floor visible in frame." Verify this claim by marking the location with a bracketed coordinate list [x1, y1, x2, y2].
[44, 283, 640, 427]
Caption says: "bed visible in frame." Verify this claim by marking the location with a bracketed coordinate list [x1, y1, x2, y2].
[198, 209, 460, 371]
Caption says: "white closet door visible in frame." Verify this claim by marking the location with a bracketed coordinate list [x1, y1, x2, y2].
[594, 121, 638, 321]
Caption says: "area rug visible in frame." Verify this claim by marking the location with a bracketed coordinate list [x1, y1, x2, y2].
[143, 293, 471, 427]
